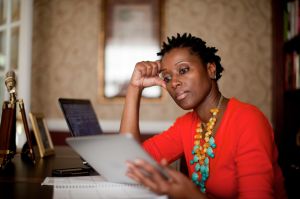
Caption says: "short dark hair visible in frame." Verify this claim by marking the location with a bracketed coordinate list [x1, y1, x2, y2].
[157, 33, 224, 80]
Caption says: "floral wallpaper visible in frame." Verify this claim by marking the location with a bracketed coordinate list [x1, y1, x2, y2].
[31, 0, 272, 125]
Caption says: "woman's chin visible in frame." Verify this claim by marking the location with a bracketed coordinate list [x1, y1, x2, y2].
[176, 101, 194, 110]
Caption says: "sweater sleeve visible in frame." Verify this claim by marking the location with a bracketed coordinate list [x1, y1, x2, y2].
[142, 113, 192, 164]
[234, 107, 276, 199]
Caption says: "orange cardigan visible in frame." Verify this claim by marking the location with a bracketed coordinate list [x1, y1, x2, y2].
[143, 98, 286, 199]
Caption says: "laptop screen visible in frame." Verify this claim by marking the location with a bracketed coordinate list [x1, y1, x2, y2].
[58, 98, 103, 136]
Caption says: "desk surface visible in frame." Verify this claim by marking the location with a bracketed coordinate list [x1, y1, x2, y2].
[0, 146, 84, 199]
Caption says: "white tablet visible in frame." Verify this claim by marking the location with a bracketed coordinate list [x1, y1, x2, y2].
[66, 134, 168, 184]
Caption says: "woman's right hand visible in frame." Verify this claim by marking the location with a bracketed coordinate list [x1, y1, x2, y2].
[130, 61, 166, 89]
[126, 159, 207, 199]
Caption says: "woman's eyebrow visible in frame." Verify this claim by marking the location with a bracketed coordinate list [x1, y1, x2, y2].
[175, 60, 189, 66]
[159, 60, 190, 73]
[175, 60, 184, 65]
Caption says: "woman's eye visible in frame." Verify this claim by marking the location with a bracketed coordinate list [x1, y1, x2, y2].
[163, 75, 172, 83]
[179, 67, 189, 75]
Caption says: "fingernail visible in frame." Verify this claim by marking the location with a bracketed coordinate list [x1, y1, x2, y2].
[134, 159, 142, 164]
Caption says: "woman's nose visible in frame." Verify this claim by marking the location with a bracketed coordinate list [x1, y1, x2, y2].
[171, 75, 181, 89]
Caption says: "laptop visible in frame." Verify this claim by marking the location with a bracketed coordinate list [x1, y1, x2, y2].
[66, 134, 169, 184]
[58, 98, 103, 136]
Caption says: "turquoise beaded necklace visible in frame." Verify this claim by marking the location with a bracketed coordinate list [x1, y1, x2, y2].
[190, 95, 223, 193]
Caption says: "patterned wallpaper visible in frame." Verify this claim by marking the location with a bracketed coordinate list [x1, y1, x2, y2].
[31, 0, 272, 123]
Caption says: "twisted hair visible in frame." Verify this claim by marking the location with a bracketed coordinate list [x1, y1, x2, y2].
[157, 33, 224, 80]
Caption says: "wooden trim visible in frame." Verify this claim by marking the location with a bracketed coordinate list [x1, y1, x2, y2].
[49, 131, 155, 145]
[50, 132, 71, 146]
[272, 0, 285, 144]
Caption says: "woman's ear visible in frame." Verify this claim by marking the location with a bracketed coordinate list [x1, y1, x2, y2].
[207, 62, 217, 79]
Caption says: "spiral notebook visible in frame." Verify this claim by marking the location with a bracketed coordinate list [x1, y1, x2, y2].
[42, 175, 167, 199]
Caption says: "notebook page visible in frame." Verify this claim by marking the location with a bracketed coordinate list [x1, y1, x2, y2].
[53, 185, 167, 199]
[41, 175, 106, 186]
[42, 176, 168, 199]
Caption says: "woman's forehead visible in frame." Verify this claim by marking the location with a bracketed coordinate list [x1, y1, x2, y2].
[161, 48, 202, 69]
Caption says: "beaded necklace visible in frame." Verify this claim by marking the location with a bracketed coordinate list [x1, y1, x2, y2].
[190, 95, 223, 193]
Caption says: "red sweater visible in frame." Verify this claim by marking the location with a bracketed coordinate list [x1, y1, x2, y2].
[143, 98, 286, 199]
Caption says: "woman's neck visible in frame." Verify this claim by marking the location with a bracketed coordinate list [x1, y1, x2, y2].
[194, 91, 222, 123]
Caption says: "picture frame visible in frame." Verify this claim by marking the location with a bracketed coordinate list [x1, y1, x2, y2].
[99, 0, 164, 103]
[29, 113, 55, 158]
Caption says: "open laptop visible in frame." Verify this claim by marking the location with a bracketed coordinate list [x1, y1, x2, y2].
[57, 98, 103, 170]
[58, 98, 103, 137]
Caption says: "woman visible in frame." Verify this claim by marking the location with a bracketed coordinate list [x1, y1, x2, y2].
[120, 33, 286, 198]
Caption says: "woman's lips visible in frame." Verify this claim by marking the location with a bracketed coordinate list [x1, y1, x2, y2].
[176, 92, 188, 101]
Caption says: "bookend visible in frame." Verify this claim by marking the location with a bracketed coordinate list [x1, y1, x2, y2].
[0, 71, 35, 169]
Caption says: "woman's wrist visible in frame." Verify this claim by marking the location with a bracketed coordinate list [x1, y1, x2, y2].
[187, 186, 208, 199]
[127, 83, 144, 96]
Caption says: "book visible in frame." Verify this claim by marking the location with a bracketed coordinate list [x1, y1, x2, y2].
[285, 0, 300, 40]
[284, 51, 300, 90]
[42, 175, 168, 199]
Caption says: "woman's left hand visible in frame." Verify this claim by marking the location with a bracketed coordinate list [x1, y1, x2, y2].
[126, 159, 206, 199]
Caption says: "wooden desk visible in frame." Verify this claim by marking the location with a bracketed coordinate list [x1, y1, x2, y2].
[0, 146, 84, 199]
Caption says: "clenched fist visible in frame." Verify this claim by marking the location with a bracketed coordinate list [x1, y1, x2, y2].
[130, 61, 166, 89]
